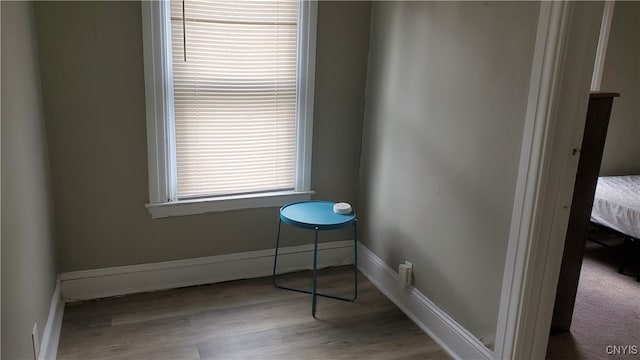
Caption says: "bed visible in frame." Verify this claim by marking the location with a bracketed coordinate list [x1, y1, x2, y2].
[590, 175, 640, 280]
[591, 175, 640, 239]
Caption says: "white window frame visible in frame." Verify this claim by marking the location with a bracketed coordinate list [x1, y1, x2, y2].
[141, 0, 317, 219]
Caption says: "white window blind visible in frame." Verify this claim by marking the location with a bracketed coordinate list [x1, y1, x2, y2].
[170, 0, 298, 199]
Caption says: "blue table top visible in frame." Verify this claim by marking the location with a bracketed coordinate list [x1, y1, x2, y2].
[280, 201, 356, 230]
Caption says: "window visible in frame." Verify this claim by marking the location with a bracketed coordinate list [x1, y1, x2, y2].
[142, 0, 317, 218]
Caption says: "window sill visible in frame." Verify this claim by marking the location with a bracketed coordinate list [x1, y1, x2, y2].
[145, 190, 315, 219]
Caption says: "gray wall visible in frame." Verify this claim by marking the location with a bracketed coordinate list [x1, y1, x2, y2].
[358, 1, 539, 346]
[1, 2, 59, 358]
[599, 1, 640, 176]
[33, 1, 370, 272]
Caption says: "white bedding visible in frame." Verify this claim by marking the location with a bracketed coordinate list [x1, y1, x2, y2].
[590, 175, 640, 239]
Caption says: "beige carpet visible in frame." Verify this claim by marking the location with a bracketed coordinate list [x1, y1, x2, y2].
[547, 241, 640, 359]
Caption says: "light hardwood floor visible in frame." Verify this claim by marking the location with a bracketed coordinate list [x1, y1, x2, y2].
[58, 266, 450, 359]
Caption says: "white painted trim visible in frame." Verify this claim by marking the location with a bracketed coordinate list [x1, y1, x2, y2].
[145, 190, 314, 219]
[357, 243, 492, 360]
[60, 240, 355, 301]
[39, 281, 64, 360]
[516, 4, 608, 358]
[141, 0, 175, 204]
[590, 1, 615, 91]
[494, 3, 572, 358]
[295, 0, 317, 192]
[495, 2, 606, 359]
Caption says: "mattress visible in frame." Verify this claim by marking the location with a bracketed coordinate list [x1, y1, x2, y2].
[590, 175, 640, 239]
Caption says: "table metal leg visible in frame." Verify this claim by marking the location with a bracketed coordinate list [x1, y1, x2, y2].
[272, 218, 359, 316]
[272, 219, 282, 287]
[312, 227, 319, 317]
[353, 220, 358, 301]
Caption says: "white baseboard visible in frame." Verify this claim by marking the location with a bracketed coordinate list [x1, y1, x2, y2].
[60, 240, 356, 301]
[39, 280, 64, 360]
[357, 243, 493, 360]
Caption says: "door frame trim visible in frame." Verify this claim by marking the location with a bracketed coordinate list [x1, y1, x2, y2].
[494, 2, 605, 358]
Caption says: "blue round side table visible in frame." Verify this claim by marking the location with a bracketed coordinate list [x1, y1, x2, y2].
[272, 201, 358, 317]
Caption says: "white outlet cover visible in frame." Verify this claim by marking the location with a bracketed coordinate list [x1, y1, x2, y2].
[32, 323, 40, 360]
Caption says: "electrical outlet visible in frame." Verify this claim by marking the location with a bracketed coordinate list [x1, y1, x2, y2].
[404, 261, 413, 286]
[32, 323, 40, 360]
[399, 263, 407, 283]
[404, 260, 413, 286]
[398, 260, 413, 286]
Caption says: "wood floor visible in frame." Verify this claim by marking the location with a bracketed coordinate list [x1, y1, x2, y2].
[58, 266, 450, 359]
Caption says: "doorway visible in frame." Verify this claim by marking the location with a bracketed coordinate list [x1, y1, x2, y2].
[547, 2, 640, 358]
